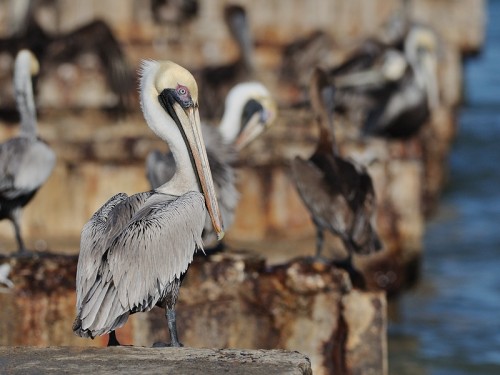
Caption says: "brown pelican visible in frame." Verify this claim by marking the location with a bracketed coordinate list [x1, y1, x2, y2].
[332, 25, 439, 138]
[0, 2, 134, 115]
[73, 60, 224, 347]
[146, 82, 276, 247]
[196, 4, 255, 120]
[291, 68, 382, 288]
[0, 49, 56, 254]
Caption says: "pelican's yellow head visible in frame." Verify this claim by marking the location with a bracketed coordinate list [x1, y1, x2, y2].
[153, 61, 199, 103]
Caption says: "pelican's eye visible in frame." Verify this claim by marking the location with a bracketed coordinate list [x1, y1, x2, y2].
[175, 84, 193, 108]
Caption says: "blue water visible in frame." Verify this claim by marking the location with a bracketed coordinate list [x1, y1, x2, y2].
[389, 1, 500, 374]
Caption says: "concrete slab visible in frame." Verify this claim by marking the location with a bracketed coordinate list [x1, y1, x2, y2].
[0, 346, 312, 375]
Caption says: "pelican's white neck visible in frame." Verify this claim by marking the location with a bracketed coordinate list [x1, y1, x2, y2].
[14, 50, 37, 138]
[140, 61, 199, 196]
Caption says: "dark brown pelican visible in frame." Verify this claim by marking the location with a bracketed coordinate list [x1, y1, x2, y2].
[196, 4, 255, 120]
[0, 50, 56, 254]
[146, 82, 276, 247]
[332, 25, 439, 138]
[291, 68, 382, 287]
[0, 2, 134, 115]
[73, 60, 224, 347]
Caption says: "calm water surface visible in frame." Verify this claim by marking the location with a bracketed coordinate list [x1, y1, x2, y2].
[389, 1, 500, 374]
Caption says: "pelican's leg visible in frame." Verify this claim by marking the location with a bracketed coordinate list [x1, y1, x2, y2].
[166, 307, 183, 347]
[107, 331, 121, 346]
[315, 227, 324, 258]
[152, 306, 183, 348]
[11, 209, 27, 254]
[153, 278, 183, 348]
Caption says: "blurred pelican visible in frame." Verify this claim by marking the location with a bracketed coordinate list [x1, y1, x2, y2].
[291, 68, 382, 288]
[333, 25, 439, 138]
[0, 49, 56, 254]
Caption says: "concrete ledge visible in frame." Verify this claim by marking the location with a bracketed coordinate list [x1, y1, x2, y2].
[0, 347, 312, 375]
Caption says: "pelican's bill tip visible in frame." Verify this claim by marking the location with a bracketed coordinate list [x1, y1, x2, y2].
[217, 230, 225, 241]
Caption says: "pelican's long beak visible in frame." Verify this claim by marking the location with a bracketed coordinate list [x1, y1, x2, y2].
[173, 104, 225, 240]
[234, 98, 276, 151]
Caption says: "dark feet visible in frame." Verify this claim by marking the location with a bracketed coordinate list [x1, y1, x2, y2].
[333, 258, 366, 289]
[107, 331, 121, 346]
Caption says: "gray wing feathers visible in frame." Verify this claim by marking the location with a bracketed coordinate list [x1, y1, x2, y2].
[109, 192, 205, 308]
[0, 138, 56, 198]
[14, 141, 56, 192]
[76, 191, 205, 337]
[76, 192, 130, 309]
[76, 192, 152, 309]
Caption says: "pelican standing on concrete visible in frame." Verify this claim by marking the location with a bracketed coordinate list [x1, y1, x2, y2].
[73, 60, 224, 347]
[146, 82, 276, 247]
[0, 49, 56, 254]
[291, 68, 382, 288]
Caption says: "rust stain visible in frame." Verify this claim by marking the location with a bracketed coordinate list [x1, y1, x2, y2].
[1, 253, 77, 296]
[327, 303, 349, 375]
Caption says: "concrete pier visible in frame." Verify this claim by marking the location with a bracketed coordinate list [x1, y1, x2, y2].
[0, 252, 386, 375]
[0, 347, 312, 375]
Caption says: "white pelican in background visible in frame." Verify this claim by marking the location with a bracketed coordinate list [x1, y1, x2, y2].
[0, 49, 56, 254]
[73, 60, 224, 347]
[146, 82, 276, 247]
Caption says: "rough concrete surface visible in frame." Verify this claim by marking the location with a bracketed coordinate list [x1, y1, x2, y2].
[0, 346, 312, 375]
